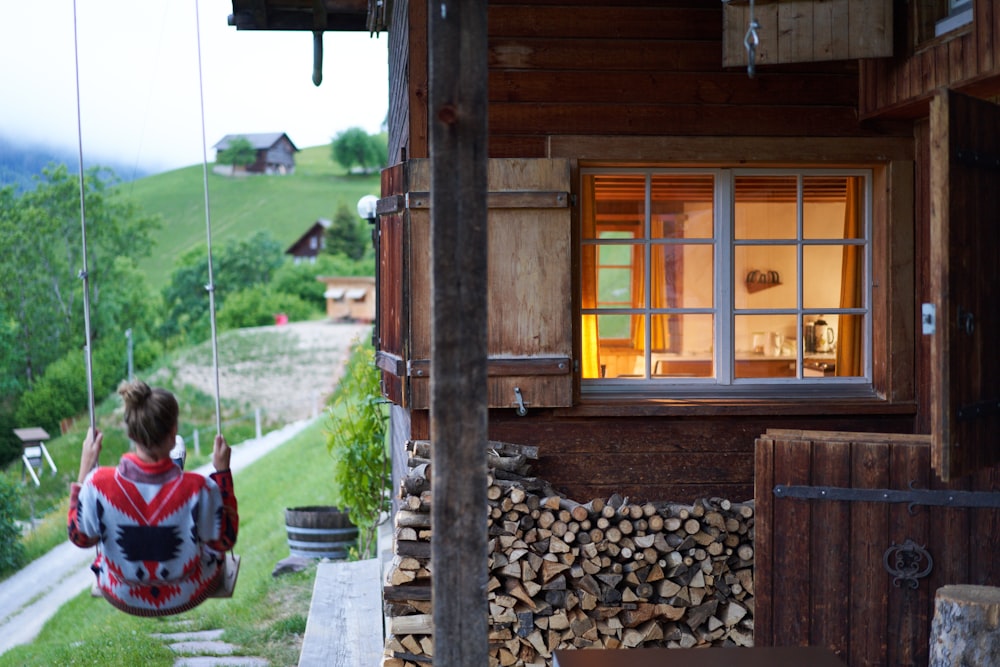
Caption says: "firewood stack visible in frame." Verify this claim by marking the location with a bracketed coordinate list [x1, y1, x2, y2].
[382, 440, 755, 667]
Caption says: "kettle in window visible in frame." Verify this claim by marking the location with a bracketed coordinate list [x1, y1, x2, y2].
[813, 317, 836, 353]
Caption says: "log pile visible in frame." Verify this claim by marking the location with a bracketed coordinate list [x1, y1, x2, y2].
[382, 440, 755, 667]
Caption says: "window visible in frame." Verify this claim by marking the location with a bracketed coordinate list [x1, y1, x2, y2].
[581, 168, 871, 396]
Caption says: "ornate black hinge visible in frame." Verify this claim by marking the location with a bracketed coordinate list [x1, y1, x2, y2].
[773, 483, 1000, 510]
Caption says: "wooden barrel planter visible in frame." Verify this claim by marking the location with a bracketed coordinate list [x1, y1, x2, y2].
[284, 506, 357, 559]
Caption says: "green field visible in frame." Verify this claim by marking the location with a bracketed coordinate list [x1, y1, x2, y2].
[116, 145, 380, 291]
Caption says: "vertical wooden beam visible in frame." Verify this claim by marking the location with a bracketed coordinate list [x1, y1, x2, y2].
[428, 1, 489, 666]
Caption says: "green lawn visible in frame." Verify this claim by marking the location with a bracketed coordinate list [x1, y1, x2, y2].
[118, 145, 380, 291]
[0, 417, 342, 667]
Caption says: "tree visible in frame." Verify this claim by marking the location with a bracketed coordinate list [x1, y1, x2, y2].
[330, 127, 387, 173]
[0, 166, 160, 452]
[161, 231, 285, 344]
[0, 165, 159, 391]
[325, 203, 370, 261]
[217, 136, 257, 171]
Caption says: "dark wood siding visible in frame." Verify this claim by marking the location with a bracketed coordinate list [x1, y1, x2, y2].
[396, 1, 896, 161]
[859, 2, 1000, 119]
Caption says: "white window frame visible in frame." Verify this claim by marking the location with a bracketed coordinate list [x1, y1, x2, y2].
[581, 166, 874, 398]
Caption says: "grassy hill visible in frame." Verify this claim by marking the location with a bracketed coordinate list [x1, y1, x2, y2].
[117, 145, 380, 291]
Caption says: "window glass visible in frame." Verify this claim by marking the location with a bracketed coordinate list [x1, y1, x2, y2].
[582, 168, 870, 391]
[734, 176, 797, 240]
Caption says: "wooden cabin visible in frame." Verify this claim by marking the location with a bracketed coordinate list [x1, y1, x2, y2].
[229, 1, 1000, 665]
[212, 132, 299, 174]
[317, 275, 376, 322]
[286, 218, 331, 262]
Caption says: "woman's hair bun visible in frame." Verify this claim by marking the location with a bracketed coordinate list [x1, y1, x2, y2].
[118, 379, 152, 408]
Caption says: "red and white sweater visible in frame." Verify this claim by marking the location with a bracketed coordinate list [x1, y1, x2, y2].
[68, 453, 238, 616]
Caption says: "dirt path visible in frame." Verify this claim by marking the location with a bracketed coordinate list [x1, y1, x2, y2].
[150, 320, 372, 423]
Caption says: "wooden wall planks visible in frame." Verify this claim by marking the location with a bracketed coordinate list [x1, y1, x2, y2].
[860, 2, 1000, 119]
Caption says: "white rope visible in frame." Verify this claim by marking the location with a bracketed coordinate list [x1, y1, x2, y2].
[71, 0, 96, 433]
[193, 0, 223, 436]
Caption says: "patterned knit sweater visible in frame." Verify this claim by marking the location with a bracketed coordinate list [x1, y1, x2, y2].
[68, 453, 238, 616]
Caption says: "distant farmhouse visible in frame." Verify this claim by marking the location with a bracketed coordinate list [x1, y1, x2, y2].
[286, 218, 331, 263]
[212, 132, 298, 175]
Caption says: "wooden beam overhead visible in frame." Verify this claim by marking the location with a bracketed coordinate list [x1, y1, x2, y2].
[228, 0, 368, 31]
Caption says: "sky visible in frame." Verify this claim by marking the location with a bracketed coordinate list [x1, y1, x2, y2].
[0, 0, 389, 173]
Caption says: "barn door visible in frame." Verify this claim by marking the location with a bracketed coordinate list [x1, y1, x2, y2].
[928, 89, 1000, 481]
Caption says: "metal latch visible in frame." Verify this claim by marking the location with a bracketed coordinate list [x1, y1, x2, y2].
[921, 303, 936, 335]
[512, 387, 528, 417]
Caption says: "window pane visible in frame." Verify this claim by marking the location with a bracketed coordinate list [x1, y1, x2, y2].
[650, 243, 713, 309]
[595, 314, 644, 378]
[832, 314, 864, 378]
[734, 245, 797, 309]
[803, 175, 863, 239]
[735, 314, 798, 378]
[803, 245, 862, 310]
[595, 244, 643, 308]
[585, 174, 645, 240]
[735, 176, 797, 240]
[651, 174, 714, 239]
[650, 314, 714, 377]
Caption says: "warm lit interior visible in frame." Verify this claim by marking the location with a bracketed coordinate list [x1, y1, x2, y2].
[581, 171, 866, 383]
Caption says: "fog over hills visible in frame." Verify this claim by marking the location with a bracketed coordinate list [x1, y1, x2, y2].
[0, 135, 149, 191]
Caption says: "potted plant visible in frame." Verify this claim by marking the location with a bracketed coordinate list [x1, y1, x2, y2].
[324, 337, 389, 559]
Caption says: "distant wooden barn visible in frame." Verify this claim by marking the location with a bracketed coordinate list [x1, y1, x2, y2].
[212, 132, 298, 174]
[317, 276, 375, 322]
[285, 218, 330, 262]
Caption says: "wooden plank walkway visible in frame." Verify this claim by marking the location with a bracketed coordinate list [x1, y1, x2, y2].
[299, 558, 384, 667]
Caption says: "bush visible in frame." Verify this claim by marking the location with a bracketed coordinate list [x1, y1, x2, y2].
[325, 339, 388, 558]
[0, 475, 25, 575]
[271, 259, 330, 307]
[14, 339, 126, 434]
[216, 285, 315, 331]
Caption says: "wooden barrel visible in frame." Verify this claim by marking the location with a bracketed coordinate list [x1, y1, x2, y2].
[284, 506, 357, 559]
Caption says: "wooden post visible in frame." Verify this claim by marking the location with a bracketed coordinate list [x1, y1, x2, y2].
[428, 1, 489, 666]
[930, 584, 1000, 666]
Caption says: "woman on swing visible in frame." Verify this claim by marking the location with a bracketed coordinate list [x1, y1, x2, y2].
[67, 379, 239, 616]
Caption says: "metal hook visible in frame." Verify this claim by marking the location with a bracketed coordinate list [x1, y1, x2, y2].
[743, 0, 760, 78]
[513, 387, 528, 417]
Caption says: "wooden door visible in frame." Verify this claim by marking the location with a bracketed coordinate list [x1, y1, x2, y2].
[755, 429, 1000, 666]
[929, 90, 1000, 481]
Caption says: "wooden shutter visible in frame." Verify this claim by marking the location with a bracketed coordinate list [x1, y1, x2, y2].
[722, 0, 893, 68]
[929, 89, 1000, 481]
[380, 158, 573, 411]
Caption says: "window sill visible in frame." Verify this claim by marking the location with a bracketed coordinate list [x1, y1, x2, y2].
[557, 394, 917, 418]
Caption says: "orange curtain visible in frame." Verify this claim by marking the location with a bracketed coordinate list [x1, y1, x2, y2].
[581, 178, 600, 378]
[629, 244, 646, 353]
[581, 243, 600, 378]
[836, 177, 862, 376]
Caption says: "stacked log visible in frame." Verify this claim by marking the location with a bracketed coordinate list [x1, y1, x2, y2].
[382, 440, 755, 667]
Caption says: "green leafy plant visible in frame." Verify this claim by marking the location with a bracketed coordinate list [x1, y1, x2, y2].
[325, 337, 388, 559]
[0, 475, 25, 576]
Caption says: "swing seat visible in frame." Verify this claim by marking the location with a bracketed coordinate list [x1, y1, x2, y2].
[210, 553, 241, 598]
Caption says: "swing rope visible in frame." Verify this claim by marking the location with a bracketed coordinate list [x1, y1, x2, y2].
[193, 0, 223, 436]
[71, 0, 97, 434]
[71, 0, 224, 438]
